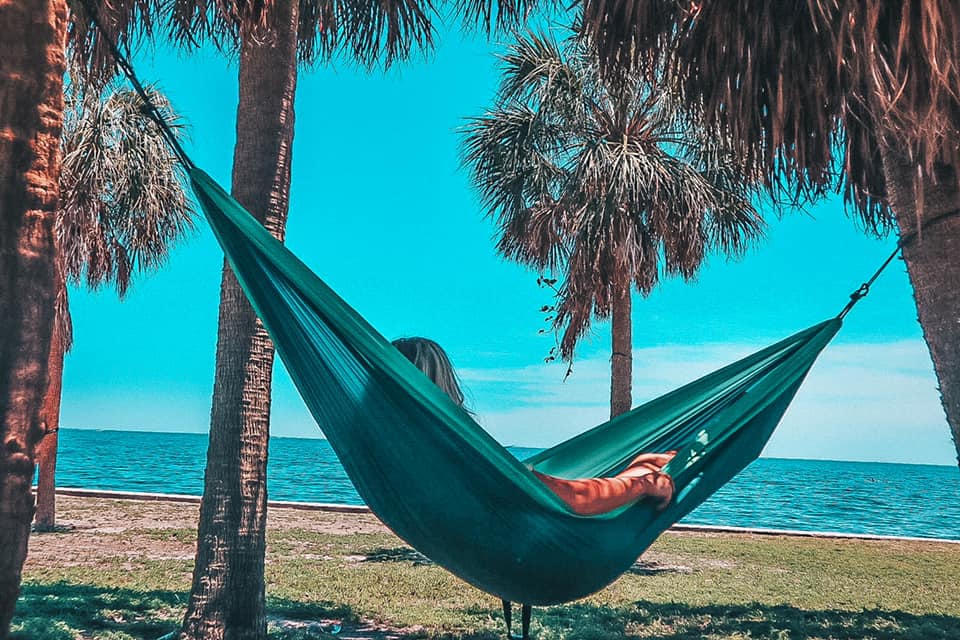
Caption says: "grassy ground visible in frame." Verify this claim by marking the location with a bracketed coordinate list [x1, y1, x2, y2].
[14, 496, 960, 640]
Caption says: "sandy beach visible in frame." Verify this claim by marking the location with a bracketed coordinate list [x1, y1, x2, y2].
[26, 495, 390, 568]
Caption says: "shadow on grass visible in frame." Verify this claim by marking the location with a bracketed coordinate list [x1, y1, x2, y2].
[625, 560, 692, 576]
[360, 547, 433, 566]
[14, 583, 960, 640]
[13, 582, 355, 640]
[525, 600, 960, 640]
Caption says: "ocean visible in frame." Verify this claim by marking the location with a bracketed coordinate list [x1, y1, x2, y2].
[47, 428, 960, 540]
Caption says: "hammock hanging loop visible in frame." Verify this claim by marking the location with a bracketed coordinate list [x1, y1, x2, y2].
[837, 246, 899, 320]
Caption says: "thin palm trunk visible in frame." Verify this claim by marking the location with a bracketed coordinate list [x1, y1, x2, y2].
[610, 283, 632, 418]
[35, 278, 66, 531]
[179, 1, 299, 637]
[881, 146, 960, 468]
[0, 1, 67, 635]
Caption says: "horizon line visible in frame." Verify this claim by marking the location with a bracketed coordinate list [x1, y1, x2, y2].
[55, 425, 958, 469]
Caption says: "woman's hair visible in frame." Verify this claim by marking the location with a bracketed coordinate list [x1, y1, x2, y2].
[392, 337, 466, 408]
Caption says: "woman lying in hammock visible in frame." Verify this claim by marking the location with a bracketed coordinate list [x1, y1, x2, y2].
[392, 337, 676, 516]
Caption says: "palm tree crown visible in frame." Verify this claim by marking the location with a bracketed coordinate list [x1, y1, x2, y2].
[577, 0, 960, 464]
[462, 31, 764, 361]
[59, 80, 194, 297]
[56, 78, 194, 347]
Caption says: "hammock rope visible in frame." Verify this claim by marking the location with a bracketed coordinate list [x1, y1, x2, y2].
[837, 243, 900, 319]
[836, 206, 960, 320]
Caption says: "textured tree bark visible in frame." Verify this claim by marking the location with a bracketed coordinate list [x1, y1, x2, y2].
[0, 0, 66, 636]
[881, 146, 960, 468]
[610, 283, 633, 418]
[179, 1, 299, 638]
[34, 283, 66, 531]
[34, 266, 67, 531]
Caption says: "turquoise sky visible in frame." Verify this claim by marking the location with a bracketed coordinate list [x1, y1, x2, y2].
[60, 27, 956, 466]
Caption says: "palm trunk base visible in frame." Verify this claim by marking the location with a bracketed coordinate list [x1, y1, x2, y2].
[610, 285, 633, 418]
[33, 430, 59, 531]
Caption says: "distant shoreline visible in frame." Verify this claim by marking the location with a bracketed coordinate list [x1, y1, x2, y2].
[51, 427, 960, 468]
[37, 486, 960, 545]
[42, 429, 960, 540]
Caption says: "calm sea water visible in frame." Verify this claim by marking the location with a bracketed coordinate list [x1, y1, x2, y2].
[47, 428, 960, 540]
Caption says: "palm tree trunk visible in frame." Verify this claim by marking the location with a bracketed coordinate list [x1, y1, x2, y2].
[0, 1, 66, 636]
[34, 281, 66, 531]
[610, 283, 633, 418]
[880, 146, 960, 468]
[179, 1, 299, 638]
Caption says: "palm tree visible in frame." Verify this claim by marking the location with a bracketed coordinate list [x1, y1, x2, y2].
[462, 31, 764, 417]
[0, 0, 67, 635]
[33, 76, 195, 532]
[579, 1, 960, 463]
[70, 0, 543, 637]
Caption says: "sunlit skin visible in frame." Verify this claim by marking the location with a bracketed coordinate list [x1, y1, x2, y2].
[532, 451, 677, 516]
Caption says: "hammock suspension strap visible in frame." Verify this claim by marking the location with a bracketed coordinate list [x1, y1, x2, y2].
[74, 0, 194, 170]
[837, 244, 900, 320]
[837, 206, 960, 320]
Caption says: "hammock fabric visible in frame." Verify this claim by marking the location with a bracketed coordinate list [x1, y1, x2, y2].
[190, 168, 840, 606]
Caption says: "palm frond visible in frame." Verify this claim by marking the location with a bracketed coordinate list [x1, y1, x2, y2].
[462, 105, 569, 221]
[68, 0, 555, 74]
[578, 0, 681, 74]
[68, 0, 167, 86]
[497, 31, 579, 103]
[462, 27, 765, 362]
[332, 0, 436, 68]
[452, 0, 536, 34]
[55, 271, 75, 353]
[58, 78, 196, 297]
[581, 0, 960, 230]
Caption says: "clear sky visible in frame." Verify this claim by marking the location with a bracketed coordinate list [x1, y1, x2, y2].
[60, 26, 957, 467]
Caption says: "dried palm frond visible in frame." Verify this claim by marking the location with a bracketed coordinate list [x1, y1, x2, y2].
[578, 0, 960, 231]
[68, 0, 552, 81]
[58, 78, 196, 299]
[68, 0, 168, 86]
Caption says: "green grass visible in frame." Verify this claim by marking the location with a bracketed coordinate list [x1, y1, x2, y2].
[15, 525, 960, 640]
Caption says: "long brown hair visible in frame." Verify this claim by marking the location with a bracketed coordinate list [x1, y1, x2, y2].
[392, 337, 467, 409]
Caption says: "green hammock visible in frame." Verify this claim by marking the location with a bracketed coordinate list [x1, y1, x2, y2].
[189, 168, 840, 605]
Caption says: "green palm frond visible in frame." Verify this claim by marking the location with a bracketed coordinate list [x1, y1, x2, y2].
[462, 27, 765, 361]
[497, 31, 578, 103]
[67, 0, 167, 87]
